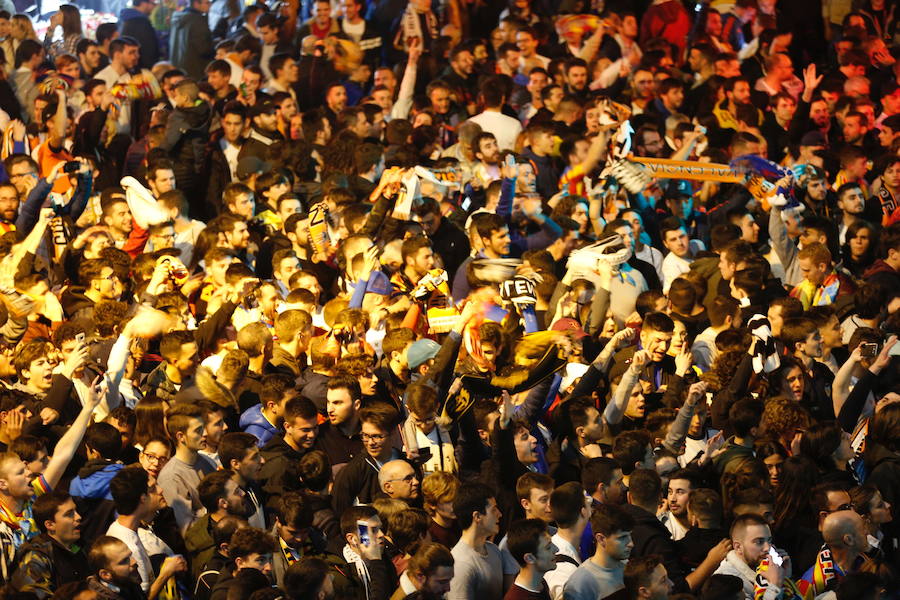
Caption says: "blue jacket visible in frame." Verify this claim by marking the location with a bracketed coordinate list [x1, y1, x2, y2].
[239, 404, 278, 447]
[69, 461, 125, 501]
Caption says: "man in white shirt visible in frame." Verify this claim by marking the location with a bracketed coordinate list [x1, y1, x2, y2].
[692, 296, 740, 372]
[96, 37, 142, 135]
[545, 482, 591, 600]
[516, 26, 550, 71]
[660, 217, 705, 293]
[107, 467, 187, 596]
[468, 75, 522, 152]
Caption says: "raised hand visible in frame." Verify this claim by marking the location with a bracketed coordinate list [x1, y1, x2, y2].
[871, 335, 897, 375]
[686, 381, 708, 406]
[629, 349, 650, 373]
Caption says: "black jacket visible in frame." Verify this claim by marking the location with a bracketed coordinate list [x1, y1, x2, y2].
[119, 9, 160, 69]
[332, 452, 387, 518]
[259, 433, 308, 507]
[203, 133, 243, 218]
[623, 504, 689, 594]
[160, 101, 212, 207]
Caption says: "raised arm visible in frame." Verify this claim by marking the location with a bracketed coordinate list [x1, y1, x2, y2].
[42, 373, 102, 489]
[604, 350, 648, 425]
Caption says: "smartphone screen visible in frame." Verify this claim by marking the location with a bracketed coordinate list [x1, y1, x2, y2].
[356, 520, 370, 546]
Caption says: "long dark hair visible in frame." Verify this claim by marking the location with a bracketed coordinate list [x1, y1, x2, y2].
[841, 220, 879, 279]
[798, 421, 844, 471]
[773, 456, 819, 532]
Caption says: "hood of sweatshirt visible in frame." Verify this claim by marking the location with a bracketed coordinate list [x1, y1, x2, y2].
[70, 461, 124, 499]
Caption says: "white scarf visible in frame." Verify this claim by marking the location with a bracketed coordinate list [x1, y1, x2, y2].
[342, 544, 371, 600]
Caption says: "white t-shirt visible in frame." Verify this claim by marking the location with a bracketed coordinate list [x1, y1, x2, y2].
[468, 110, 523, 152]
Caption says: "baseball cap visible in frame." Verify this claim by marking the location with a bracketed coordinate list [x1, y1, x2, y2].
[236, 156, 271, 180]
[248, 99, 277, 119]
[408, 339, 441, 369]
[551, 318, 588, 339]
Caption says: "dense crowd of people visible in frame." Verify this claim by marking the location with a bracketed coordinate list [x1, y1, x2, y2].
[0, 0, 896, 599]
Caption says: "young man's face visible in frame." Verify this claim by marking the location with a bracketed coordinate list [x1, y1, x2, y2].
[477, 136, 500, 165]
[105, 201, 133, 234]
[361, 422, 389, 458]
[798, 257, 828, 287]
[663, 227, 689, 257]
[735, 524, 771, 568]
[0, 457, 34, 501]
[599, 529, 633, 561]
[513, 425, 538, 464]
[640, 328, 673, 362]
[233, 445, 264, 482]
[285, 414, 318, 450]
[667, 479, 691, 517]
[180, 417, 207, 451]
[24, 353, 57, 391]
[421, 565, 454, 598]
[204, 410, 227, 447]
[839, 186, 865, 216]
[224, 222, 250, 249]
[326, 388, 358, 426]
[523, 487, 553, 521]
[483, 227, 511, 256]
[774, 97, 796, 122]
[478, 497, 502, 536]
[799, 330, 824, 358]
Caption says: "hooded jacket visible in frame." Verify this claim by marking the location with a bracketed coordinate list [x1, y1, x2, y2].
[159, 101, 211, 196]
[60, 286, 94, 321]
[239, 404, 279, 448]
[119, 8, 159, 69]
[70, 460, 124, 548]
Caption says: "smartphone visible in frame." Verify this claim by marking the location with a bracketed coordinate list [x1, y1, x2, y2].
[356, 520, 370, 546]
[768, 547, 783, 567]
[75, 332, 85, 345]
[63, 161, 80, 173]
[860, 342, 879, 359]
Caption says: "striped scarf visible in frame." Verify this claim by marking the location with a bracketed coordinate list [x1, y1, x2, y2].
[797, 545, 843, 600]
[753, 555, 802, 600]
[790, 271, 841, 310]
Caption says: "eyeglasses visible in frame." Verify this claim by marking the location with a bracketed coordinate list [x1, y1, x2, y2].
[141, 451, 169, 465]
[387, 473, 418, 484]
[361, 433, 386, 442]
[827, 503, 855, 514]
[9, 171, 36, 180]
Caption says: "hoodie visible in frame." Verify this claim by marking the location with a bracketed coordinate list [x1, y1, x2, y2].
[70, 460, 124, 500]
[59, 287, 94, 321]
[69, 460, 124, 549]
[239, 404, 278, 448]
[159, 101, 211, 195]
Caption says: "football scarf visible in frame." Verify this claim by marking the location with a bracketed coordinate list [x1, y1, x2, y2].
[747, 314, 781, 373]
[790, 271, 841, 310]
[753, 555, 802, 600]
[878, 186, 900, 226]
[796, 545, 852, 600]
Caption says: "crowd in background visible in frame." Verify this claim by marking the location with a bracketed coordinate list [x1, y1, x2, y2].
[0, 0, 896, 600]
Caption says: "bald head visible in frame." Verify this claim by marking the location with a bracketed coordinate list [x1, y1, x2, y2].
[823, 510, 868, 553]
[378, 460, 420, 500]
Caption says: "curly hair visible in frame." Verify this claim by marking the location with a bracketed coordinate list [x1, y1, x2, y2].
[760, 396, 812, 446]
[701, 349, 746, 392]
